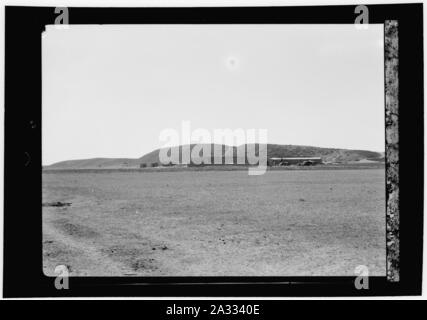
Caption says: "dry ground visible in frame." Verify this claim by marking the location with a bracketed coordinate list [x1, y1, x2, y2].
[42, 169, 385, 276]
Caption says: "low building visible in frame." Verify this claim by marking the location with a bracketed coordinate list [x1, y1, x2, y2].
[268, 157, 322, 166]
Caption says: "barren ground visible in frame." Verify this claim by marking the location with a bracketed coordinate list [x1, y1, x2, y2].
[42, 168, 386, 276]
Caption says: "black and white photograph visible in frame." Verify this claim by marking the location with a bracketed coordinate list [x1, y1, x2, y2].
[2, 2, 424, 300]
[41, 23, 387, 277]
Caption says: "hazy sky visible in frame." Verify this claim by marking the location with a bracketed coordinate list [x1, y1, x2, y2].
[43, 24, 384, 165]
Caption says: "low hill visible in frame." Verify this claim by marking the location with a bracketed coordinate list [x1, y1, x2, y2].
[46, 157, 141, 170]
[45, 144, 383, 170]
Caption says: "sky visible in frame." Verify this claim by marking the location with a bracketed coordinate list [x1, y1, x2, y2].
[42, 24, 384, 165]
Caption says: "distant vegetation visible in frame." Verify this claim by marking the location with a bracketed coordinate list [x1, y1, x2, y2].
[45, 144, 384, 170]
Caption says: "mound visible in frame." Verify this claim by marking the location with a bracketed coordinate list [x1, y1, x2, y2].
[46, 144, 383, 169]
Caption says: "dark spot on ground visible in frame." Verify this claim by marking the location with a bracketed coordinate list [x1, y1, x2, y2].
[43, 201, 72, 207]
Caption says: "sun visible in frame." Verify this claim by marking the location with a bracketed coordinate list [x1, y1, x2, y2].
[226, 56, 239, 70]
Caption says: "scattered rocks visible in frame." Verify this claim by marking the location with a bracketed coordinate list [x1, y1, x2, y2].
[131, 258, 157, 272]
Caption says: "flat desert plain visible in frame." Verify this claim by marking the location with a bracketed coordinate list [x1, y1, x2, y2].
[42, 168, 386, 276]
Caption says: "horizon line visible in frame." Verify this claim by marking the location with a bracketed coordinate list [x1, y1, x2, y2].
[43, 143, 385, 166]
